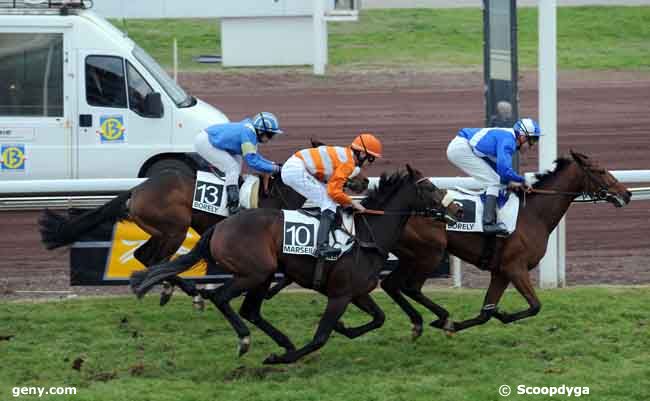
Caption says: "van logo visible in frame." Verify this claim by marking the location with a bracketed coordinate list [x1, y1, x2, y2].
[1, 144, 26, 171]
[99, 116, 126, 143]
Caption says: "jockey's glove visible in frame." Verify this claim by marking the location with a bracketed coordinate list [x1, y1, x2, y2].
[350, 199, 366, 213]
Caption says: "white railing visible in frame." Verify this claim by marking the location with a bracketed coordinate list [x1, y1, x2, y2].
[2, 170, 649, 197]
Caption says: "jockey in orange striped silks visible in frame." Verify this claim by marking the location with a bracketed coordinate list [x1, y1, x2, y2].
[281, 133, 383, 258]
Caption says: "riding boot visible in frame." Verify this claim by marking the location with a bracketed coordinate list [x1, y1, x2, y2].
[226, 185, 240, 215]
[313, 209, 338, 289]
[316, 209, 339, 258]
[482, 194, 508, 236]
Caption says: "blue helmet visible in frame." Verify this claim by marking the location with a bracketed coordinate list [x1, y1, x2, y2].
[252, 112, 283, 136]
[513, 118, 541, 138]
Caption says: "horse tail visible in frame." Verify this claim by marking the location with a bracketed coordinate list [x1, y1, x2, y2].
[39, 191, 131, 250]
[130, 225, 215, 298]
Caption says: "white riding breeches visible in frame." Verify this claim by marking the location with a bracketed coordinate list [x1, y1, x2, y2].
[447, 136, 503, 196]
[281, 155, 338, 213]
[194, 130, 242, 187]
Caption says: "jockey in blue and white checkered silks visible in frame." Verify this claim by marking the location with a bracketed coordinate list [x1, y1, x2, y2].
[446, 118, 542, 236]
[194, 112, 283, 214]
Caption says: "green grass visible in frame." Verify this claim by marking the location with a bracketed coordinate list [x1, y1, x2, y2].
[111, 6, 650, 72]
[1, 287, 649, 400]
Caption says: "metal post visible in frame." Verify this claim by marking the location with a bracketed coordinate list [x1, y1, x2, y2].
[538, 0, 559, 288]
[558, 217, 566, 287]
[451, 256, 462, 288]
[313, 0, 327, 75]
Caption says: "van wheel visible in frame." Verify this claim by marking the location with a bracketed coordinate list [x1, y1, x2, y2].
[145, 159, 194, 178]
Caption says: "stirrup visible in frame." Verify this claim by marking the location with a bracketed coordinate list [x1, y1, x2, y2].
[483, 223, 508, 236]
[317, 245, 339, 258]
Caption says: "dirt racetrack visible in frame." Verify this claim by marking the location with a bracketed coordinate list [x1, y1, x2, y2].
[1, 69, 649, 297]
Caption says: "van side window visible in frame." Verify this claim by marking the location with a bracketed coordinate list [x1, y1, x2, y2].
[0, 33, 63, 117]
[85, 56, 127, 108]
[126, 61, 155, 116]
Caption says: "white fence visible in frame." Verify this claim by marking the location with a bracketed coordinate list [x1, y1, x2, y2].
[1, 170, 649, 196]
[1, 171, 649, 289]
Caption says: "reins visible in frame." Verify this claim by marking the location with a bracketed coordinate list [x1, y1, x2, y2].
[521, 163, 612, 205]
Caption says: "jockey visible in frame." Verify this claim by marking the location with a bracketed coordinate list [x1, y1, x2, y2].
[194, 112, 283, 214]
[281, 133, 383, 258]
[446, 118, 541, 236]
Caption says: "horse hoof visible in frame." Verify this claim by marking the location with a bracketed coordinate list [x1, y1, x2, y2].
[160, 285, 174, 306]
[443, 321, 456, 336]
[238, 336, 251, 357]
[411, 324, 423, 340]
[192, 298, 205, 312]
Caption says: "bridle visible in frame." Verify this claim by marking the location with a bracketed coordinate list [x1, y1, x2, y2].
[525, 160, 615, 203]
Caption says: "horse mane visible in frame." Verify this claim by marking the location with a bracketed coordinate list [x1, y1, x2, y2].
[363, 169, 411, 209]
[532, 157, 574, 189]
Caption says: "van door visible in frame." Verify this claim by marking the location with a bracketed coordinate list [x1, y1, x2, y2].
[0, 31, 71, 180]
[77, 51, 172, 178]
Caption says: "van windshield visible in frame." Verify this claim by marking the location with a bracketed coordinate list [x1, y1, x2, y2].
[132, 45, 193, 107]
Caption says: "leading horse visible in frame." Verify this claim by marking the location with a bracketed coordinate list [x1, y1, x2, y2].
[383, 150, 632, 335]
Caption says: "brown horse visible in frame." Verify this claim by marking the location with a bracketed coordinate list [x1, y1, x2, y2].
[131, 166, 451, 363]
[383, 150, 632, 335]
[38, 168, 317, 298]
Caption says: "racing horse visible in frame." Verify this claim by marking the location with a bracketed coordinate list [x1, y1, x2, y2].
[266, 151, 632, 338]
[383, 150, 631, 335]
[39, 160, 367, 300]
[131, 166, 450, 363]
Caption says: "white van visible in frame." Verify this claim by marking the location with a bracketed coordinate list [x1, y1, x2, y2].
[0, 1, 228, 180]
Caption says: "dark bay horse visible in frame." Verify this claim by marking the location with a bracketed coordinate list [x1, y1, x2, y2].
[383, 150, 632, 335]
[131, 166, 448, 363]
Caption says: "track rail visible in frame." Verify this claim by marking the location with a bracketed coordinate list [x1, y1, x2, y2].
[1, 187, 649, 211]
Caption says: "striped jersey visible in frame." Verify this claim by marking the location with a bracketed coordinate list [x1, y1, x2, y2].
[294, 146, 360, 206]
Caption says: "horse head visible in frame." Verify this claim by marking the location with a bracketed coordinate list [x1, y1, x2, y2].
[570, 150, 632, 207]
[405, 165, 463, 223]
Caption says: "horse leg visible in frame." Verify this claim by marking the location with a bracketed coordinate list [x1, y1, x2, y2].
[157, 234, 201, 306]
[380, 268, 425, 339]
[333, 293, 385, 339]
[239, 278, 296, 352]
[492, 270, 541, 324]
[402, 285, 451, 332]
[264, 296, 351, 365]
[265, 275, 293, 300]
[134, 238, 158, 266]
[447, 272, 510, 333]
[205, 275, 267, 357]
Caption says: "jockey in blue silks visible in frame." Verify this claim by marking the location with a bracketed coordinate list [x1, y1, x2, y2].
[194, 112, 283, 214]
[446, 118, 541, 235]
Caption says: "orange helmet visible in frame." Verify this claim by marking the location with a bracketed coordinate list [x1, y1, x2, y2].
[351, 133, 383, 158]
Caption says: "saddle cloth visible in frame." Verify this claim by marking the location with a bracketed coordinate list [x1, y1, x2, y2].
[446, 188, 520, 235]
[191, 171, 259, 216]
[282, 210, 355, 260]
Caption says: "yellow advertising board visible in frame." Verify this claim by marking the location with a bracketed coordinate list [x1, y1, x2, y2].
[104, 221, 207, 280]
